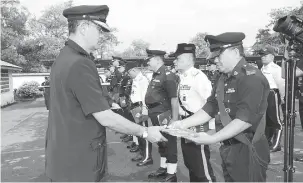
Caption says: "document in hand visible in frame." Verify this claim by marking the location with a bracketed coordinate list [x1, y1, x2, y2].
[130, 106, 142, 124]
[161, 128, 198, 138]
[157, 110, 172, 126]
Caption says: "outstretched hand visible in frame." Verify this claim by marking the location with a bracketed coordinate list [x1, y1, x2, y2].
[146, 126, 167, 143]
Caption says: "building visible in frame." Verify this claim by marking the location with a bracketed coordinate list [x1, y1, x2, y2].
[1, 61, 22, 107]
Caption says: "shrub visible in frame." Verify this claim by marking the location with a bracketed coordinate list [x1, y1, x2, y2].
[16, 81, 43, 99]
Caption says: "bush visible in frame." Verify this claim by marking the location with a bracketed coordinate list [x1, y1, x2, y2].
[16, 81, 43, 99]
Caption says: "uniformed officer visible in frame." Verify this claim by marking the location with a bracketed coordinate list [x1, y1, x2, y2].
[46, 5, 166, 182]
[128, 66, 153, 166]
[171, 43, 216, 182]
[145, 49, 179, 182]
[258, 45, 285, 152]
[169, 32, 270, 182]
[117, 62, 136, 143]
[41, 76, 50, 110]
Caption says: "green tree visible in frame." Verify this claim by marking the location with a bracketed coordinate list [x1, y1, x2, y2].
[252, 2, 303, 54]
[1, 0, 28, 66]
[121, 39, 150, 58]
[189, 32, 210, 58]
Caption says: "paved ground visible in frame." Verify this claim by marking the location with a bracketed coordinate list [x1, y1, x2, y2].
[1, 98, 303, 182]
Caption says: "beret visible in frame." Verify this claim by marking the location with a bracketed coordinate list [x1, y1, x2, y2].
[169, 43, 196, 57]
[63, 5, 110, 32]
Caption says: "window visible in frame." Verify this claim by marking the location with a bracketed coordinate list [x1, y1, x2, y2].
[1, 69, 10, 93]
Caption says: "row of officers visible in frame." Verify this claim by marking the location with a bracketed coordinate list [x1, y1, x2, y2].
[46, 5, 301, 182]
[99, 37, 287, 182]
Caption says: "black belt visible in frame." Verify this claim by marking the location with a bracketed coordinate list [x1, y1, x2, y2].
[221, 138, 241, 146]
[220, 132, 254, 146]
[270, 88, 279, 93]
[146, 102, 162, 109]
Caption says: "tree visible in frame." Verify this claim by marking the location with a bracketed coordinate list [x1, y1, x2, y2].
[189, 32, 210, 58]
[96, 28, 120, 59]
[121, 39, 150, 58]
[1, 0, 29, 66]
[252, 2, 303, 54]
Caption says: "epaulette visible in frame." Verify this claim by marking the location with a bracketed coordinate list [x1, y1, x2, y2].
[192, 69, 200, 77]
[242, 64, 256, 76]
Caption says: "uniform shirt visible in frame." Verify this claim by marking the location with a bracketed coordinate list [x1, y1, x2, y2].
[130, 72, 149, 115]
[178, 67, 212, 115]
[145, 65, 178, 113]
[203, 58, 270, 133]
[261, 61, 285, 100]
[178, 67, 214, 129]
[46, 39, 110, 182]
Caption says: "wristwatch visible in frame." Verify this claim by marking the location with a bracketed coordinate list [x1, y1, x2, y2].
[142, 128, 148, 138]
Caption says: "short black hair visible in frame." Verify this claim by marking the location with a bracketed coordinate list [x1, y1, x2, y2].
[229, 44, 244, 57]
[68, 19, 81, 35]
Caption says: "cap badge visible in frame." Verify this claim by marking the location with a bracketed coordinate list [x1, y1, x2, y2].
[184, 47, 192, 50]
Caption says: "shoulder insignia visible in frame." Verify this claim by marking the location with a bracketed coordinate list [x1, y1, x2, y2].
[192, 70, 200, 77]
[242, 64, 257, 76]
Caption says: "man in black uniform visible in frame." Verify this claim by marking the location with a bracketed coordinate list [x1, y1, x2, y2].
[41, 76, 50, 110]
[169, 32, 270, 182]
[45, 5, 167, 182]
[145, 49, 179, 182]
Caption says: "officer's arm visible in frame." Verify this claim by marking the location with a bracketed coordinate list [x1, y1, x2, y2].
[211, 76, 265, 143]
[140, 76, 149, 115]
[69, 60, 146, 137]
[272, 66, 285, 101]
[164, 73, 179, 120]
[92, 110, 146, 137]
[196, 72, 212, 106]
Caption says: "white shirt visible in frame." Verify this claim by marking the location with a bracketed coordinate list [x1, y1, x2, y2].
[178, 67, 215, 129]
[261, 61, 285, 100]
[130, 72, 149, 115]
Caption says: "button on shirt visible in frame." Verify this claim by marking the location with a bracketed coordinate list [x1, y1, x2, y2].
[130, 72, 149, 114]
[261, 61, 285, 100]
[178, 67, 214, 129]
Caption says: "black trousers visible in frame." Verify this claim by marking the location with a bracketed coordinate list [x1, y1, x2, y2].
[265, 90, 283, 140]
[149, 112, 178, 163]
[219, 138, 269, 182]
[299, 100, 303, 129]
[181, 138, 216, 182]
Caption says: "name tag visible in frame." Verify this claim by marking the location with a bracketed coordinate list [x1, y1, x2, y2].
[153, 79, 160, 82]
[180, 85, 191, 90]
[226, 88, 235, 93]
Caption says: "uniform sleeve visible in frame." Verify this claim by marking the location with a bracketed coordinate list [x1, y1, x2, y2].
[196, 72, 212, 104]
[235, 75, 267, 124]
[69, 60, 110, 116]
[202, 84, 219, 118]
[163, 72, 178, 98]
[272, 65, 285, 100]
[140, 76, 149, 115]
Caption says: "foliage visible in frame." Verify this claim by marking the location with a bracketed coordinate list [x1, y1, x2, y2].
[189, 32, 210, 58]
[252, 2, 303, 54]
[16, 81, 43, 98]
[1, 0, 29, 66]
[120, 39, 150, 58]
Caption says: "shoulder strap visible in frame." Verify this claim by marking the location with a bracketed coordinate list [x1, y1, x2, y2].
[216, 75, 265, 145]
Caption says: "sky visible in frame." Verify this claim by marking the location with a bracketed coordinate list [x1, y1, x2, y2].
[20, 0, 301, 53]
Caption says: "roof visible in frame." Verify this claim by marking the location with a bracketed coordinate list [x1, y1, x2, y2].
[0, 60, 22, 71]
